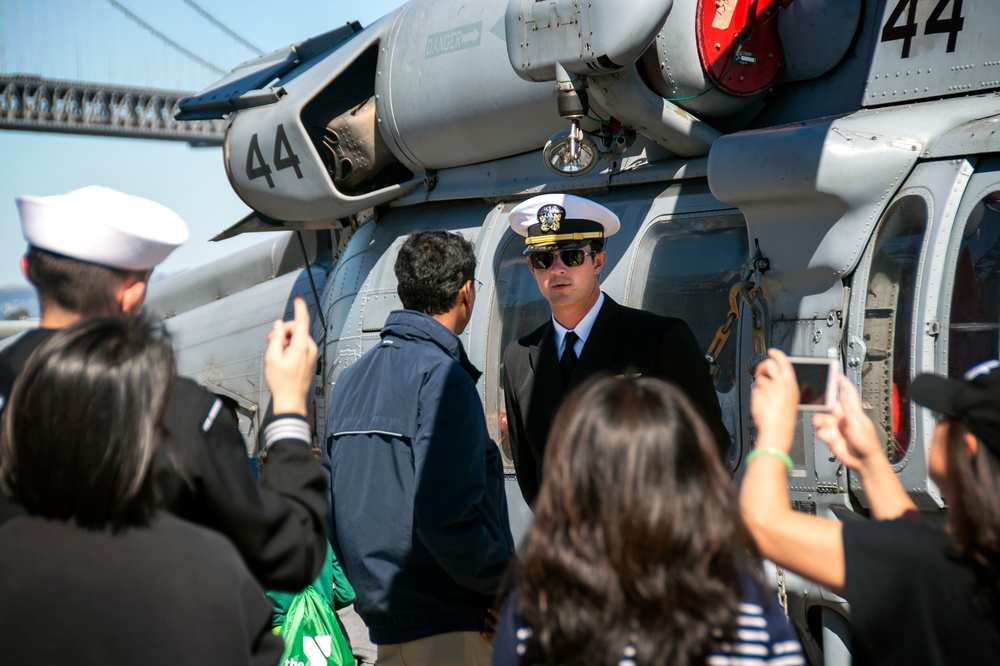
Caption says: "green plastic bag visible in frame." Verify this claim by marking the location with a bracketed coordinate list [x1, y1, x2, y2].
[277, 586, 355, 666]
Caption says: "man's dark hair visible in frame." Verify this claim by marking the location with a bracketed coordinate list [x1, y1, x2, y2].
[24, 247, 145, 317]
[0, 317, 175, 530]
[394, 231, 476, 315]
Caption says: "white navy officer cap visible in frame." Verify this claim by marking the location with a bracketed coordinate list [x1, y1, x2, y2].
[16, 186, 189, 271]
[509, 193, 620, 254]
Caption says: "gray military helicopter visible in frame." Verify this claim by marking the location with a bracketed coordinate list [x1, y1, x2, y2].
[149, 0, 1000, 662]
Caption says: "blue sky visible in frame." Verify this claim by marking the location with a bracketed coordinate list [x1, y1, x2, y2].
[0, 0, 405, 288]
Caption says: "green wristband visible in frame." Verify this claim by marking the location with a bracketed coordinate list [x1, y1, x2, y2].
[747, 448, 794, 473]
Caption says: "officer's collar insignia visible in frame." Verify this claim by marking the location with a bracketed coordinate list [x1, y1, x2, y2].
[537, 204, 564, 232]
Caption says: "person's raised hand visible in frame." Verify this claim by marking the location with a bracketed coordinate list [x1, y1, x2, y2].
[814, 375, 883, 472]
[264, 296, 318, 416]
[750, 349, 800, 452]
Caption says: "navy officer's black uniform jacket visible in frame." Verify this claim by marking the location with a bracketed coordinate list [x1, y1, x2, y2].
[502, 294, 730, 506]
[0, 328, 328, 591]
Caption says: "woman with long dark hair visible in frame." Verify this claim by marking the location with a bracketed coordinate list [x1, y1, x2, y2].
[493, 375, 803, 666]
[743, 350, 1000, 664]
[0, 312, 318, 664]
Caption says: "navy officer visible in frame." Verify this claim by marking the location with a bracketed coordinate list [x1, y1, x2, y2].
[502, 193, 730, 506]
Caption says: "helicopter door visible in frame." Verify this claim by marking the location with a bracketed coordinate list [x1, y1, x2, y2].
[848, 159, 1000, 510]
[625, 210, 749, 471]
[933, 164, 1000, 382]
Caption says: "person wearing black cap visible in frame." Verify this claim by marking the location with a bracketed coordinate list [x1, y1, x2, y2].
[741, 349, 1000, 665]
[0, 186, 328, 592]
[503, 193, 729, 506]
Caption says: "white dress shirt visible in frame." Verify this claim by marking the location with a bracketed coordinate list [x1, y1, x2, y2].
[552, 292, 605, 360]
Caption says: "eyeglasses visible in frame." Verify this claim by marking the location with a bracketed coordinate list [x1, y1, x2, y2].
[472, 278, 483, 293]
[528, 249, 597, 270]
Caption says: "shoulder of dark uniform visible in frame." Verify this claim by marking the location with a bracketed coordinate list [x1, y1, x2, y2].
[0, 329, 54, 412]
[616, 306, 691, 336]
[502, 327, 546, 379]
[508, 322, 549, 355]
[165, 377, 235, 436]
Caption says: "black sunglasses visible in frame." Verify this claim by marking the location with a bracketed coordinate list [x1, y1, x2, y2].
[528, 249, 596, 270]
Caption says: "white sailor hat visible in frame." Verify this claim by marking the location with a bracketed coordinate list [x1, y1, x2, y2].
[16, 186, 189, 271]
[508, 193, 620, 254]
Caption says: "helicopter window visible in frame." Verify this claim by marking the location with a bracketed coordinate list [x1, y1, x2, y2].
[630, 212, 749, 464]
[948, 192, 1000, 377]
[490, 234, 552, 466]
[862, 195, 929, 464]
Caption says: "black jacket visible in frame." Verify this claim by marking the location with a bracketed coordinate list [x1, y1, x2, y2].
[0, 512, 282, 665]
[0, 327, 328, 591]
[502, 295, 730, 505]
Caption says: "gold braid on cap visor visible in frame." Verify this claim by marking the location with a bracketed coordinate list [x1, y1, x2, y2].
[525, 231, 604, 247]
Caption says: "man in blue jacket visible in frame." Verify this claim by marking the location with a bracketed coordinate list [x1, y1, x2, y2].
[325, 230, 515, 665]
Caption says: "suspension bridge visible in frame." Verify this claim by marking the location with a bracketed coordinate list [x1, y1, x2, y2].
[0, 0, 269, 145]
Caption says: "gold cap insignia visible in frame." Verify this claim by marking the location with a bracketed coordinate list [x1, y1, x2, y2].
[537, 204, 564, 233]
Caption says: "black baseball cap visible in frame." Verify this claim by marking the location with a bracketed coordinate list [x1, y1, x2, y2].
[911, 360, 1000, 456]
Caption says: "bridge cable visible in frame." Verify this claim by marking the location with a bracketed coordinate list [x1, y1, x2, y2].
[103, 0, 227, 76]
[179, 0, 265, 56]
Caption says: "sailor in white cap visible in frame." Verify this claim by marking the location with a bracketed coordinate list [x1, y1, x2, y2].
[12, 186, 188, 324]
[0, 186, 329, 592]
[502, 193, 729, 506]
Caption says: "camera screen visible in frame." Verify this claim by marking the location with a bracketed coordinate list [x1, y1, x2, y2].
[791, 362, 831, 407]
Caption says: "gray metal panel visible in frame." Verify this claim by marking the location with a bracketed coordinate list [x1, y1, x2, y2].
[642, 0, 766, 118]
[393, 150, 611, 205]
[843, 160, 975, 511]
[864, 0, 1000, 106]
[708, 117, 916, 320]
[925, 111, 1000, 158]
[777, 0, 863, 83]
[211, 210, 350, 241]
[376, 0, 567, 170]
[163, 267, 326, 452]
[588, 66, 721, 156]
[748, 0, 883, 127]
[708, 93, 1000, 320]
[223, 9, 423, 222]
[145, 231, 320, 320]
[906, 160, 975, 509]
[176, 23, 362, 120]
[504, 0, 672, 81]
[389, 145, 708, 208]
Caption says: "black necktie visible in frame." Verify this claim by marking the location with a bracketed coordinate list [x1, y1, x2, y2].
[561, 331, 579, 380]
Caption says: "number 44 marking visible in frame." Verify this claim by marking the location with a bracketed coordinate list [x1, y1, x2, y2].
[246, 124, 304, 188]
[881, 0, 965, 58]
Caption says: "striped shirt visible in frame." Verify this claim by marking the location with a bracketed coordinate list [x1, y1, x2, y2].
[706, 597, 805, 666]
[493, 573, 805, 666]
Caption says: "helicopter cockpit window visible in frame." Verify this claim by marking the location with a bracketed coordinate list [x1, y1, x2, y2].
[948, 192, 1000, 377]
[629, 212, 749, 464]
[862, 195, 928, 464]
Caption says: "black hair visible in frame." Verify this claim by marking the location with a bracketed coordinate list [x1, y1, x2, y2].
[24, 246, 146, 318]
[0, 318, 175, 530]
[394, 230, 476, 315]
